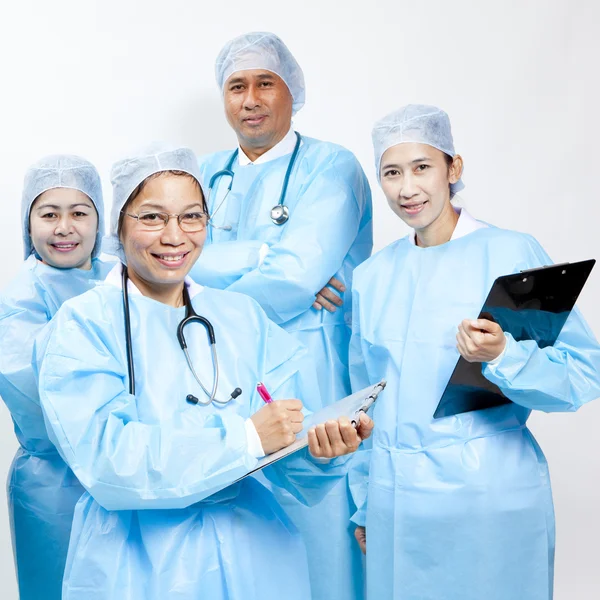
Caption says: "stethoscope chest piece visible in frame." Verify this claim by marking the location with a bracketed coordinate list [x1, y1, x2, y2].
[270, 204, 289, 225]
[209, 132, 301, 230]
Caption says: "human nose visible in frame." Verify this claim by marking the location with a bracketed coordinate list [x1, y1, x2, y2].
[243, 84, 260, 110]
[54, 215, 74, 235]
[160, 215, 186, 244]
[400, 173, 420, 199]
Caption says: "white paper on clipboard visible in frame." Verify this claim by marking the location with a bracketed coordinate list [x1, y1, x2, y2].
[238, 380, 386, 479]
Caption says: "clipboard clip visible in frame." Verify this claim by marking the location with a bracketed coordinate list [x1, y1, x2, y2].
[520, 262, 569, 274]
[351, 380, 386, 427]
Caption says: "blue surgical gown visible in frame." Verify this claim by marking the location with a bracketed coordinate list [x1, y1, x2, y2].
[35, 275, 351, 600]
[190, 135, 373, 599]
[0, 255, 113, 600]
[349, 226, 600, 600]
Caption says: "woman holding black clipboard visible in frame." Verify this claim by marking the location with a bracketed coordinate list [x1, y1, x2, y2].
[348, 104, 600, 600]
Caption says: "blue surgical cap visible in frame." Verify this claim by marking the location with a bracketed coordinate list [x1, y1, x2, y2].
[215, 32, 305, 115]
[104, 143, 204, 263]
[22, 154, 105, 260]
[372, 104, 465, 194]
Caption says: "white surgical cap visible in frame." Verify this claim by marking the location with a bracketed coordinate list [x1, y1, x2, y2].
[104, 143, 204, 263]
[22, 154, 105, 260]
[372, 104, 465, 194]
[215, 32, 305, 115]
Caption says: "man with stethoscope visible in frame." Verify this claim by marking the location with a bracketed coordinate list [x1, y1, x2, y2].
[190, 31, 372, 600]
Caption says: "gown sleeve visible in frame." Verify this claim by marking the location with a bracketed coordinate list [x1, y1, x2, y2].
[483, 235, 600, 412]
[190, 240, 264, 288]
[196, 150, 371, 325]
[0, 272, 50, 434]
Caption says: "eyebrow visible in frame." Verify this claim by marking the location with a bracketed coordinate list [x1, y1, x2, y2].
[35, 202, 93, 211]
[381, 157, 431, 170]
[227, 73, 275, 86]
[137, 201, 205, 212]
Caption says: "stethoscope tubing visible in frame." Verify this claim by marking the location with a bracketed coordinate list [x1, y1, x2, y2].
[206, 131, 302, 229]
[121, 265, 232, 405]
[122, 266, 136, 396]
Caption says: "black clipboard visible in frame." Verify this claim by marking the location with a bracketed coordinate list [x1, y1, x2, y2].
[433, 259, 596, 419]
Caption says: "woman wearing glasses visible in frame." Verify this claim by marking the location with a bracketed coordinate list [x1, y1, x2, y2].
[35, 144, 373, 600]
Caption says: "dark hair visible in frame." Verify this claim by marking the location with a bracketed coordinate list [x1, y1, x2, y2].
[117, 170, 207, 237]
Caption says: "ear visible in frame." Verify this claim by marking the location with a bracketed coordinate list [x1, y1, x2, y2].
[448, 154, 464, 184]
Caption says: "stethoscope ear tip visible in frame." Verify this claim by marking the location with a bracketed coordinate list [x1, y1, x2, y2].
[186, 394, 199, 405]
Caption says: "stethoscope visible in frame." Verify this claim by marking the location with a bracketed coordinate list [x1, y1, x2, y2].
[121, 266, 242, 406]
[207, 131, 302, 230]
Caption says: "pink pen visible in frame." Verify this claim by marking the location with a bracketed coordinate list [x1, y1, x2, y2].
[256, 382, 273, 404]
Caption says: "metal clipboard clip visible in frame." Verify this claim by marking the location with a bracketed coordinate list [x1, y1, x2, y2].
[519, 262, 569, 274]
[351, 380, 386, 427]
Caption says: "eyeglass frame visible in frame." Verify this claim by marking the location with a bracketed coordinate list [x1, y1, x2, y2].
[123, 209, 208, 233]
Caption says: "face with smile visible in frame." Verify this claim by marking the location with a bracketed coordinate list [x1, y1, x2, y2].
[120, 173, 207, 301]
[380, 142, 463, 239]
[223, 69, 293, 159]
[29, 188, 98, 270]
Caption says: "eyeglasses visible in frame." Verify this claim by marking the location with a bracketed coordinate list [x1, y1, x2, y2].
[125, 210, 207, 233]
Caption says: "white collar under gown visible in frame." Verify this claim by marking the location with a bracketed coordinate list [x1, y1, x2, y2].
[35, 263, 351, 600]
[0, 255, 113, 600]
[348, 210, 600, 600]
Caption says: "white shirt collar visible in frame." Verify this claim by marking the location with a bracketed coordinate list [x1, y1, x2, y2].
[237, 127, 298, 166]
[105, 263, 204, 299]
[408, 207, 488, 246]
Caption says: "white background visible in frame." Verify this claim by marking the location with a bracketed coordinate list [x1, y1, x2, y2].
[0, 1, 598, 598]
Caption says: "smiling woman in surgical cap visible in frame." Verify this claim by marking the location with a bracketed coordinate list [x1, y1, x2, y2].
[348, 104, 600, 600]
[34, 143, 373, 600]
[0, 155, 113, 600]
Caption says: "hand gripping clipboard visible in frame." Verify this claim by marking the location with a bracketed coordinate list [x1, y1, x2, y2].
[433, 259, 596, 419]
[239, 380, 386, 479]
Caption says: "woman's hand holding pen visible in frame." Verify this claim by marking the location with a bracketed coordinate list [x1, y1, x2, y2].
[251, 382, 375, 457]
[251, 400, 305, 455]
[250, 403, 374, 457]
[456, 318, 507, 363]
